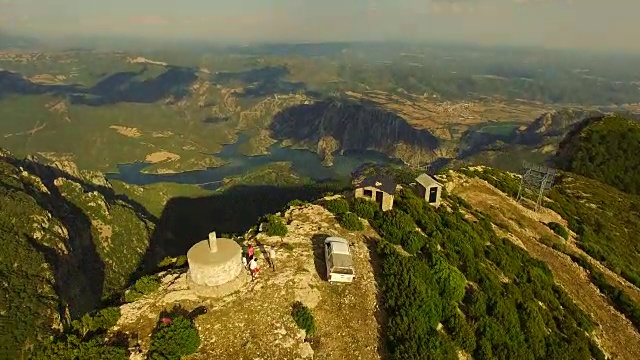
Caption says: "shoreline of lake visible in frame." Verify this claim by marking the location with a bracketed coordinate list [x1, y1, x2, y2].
[106, 133, 404, 190]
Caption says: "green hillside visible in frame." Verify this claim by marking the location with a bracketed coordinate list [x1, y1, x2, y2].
[555, 115, 640, 194]
[364, 186, 604, 360]
[0, 148, 154, 359]
[547, 173, 640, 287]
[458, 165, 640, 346]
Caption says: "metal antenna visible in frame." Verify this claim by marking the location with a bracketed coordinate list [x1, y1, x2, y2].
[516, 161, 557, 212]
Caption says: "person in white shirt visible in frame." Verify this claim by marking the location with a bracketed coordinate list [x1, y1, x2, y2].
[269, 247, 277, 271]
[249, 257, 259, 281]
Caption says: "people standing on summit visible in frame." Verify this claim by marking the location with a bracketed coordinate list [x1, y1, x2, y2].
[249, 257, 260, 281]
[248, 243, 255, 261]
[269, 247, 276, 271]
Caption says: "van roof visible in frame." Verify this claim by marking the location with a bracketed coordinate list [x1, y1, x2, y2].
[326, 237, 350, 254]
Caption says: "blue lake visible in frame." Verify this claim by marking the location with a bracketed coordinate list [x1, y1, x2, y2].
[106, 135, 403, 190]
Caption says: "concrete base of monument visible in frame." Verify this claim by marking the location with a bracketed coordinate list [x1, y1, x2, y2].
[187, 270, 251, 298]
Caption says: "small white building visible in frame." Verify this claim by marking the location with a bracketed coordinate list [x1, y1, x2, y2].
[415, 174, 442, 207]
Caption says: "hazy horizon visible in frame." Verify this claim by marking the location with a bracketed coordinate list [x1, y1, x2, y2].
[2, 0, 639, 53]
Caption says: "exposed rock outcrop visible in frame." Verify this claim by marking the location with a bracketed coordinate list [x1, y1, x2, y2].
[270, 99, 441, 166]
[515, 109, 604, 145]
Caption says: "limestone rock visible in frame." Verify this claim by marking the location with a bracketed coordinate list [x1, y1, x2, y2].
[298, 342, 314, 359]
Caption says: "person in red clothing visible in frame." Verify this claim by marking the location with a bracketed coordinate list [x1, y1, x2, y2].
[249, 256, 260, 281]
[247, 243, 255, 261]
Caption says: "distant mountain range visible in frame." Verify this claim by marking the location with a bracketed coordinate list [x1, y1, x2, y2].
[0, 30, 41, 49]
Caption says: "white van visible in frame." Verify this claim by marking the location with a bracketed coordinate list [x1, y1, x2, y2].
[324, 237, 355, 284]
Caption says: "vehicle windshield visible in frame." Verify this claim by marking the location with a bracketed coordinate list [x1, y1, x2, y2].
[331, 267, 354, 275]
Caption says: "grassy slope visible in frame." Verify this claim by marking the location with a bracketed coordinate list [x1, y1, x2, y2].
[458, 165, 640, 288]
[547, 174, 640, 287]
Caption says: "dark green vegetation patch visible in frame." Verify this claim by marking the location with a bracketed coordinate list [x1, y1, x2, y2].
[30, 307, 126, 359]
[461, 166, 640, 335]
[370, 188, 603, 360]
[148, 311, 201, 360]
[547, 222, 569, 240]
[350, 198, 379, 220]
[556, 115, 640, 195]
[337, 212, 364, 231]
[262, 214, 288, 237]
[324, 198, 350, 215]
[124, 275, 161, 303]
[291, 301, 317, 336]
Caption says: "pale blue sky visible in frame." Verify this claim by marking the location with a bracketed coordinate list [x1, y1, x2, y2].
[1, 0, 638, 51]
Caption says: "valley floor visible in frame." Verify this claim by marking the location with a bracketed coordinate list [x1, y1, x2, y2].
[116, 204, 383, 360]
[449, 175, 640, 360]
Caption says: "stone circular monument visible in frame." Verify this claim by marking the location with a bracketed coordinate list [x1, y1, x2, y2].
[187, 232, 247, 296]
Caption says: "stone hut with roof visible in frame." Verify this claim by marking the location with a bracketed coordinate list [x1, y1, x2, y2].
[415, 173, 442, 207]
[353, 174, 396, 211]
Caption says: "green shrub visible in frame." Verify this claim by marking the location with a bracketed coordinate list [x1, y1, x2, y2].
[291, 301, 317, 336]
[324, 198, 350, 215]
[148, 316, 201, 360]
[338, 212, 364, 231]
[351, 198, 378, 220]
[86, 307, 120, 334]
[135, 275, 160, 293]
[444, 312, 476, 353]
[547, 222, 569, 240]
[262, 214, 288, 237]
[70, 306, 120, 338]
[174, 255, 188, 268]
[124, 291, 141, 303]
[124, 275, 160, 303]
[400, 231, 428, 255]
[158, 256, 176, 268]
[371, 209, 416, 244]
[30, 335, 127, 360]
[288, 199, 306, 207]
[431, 256, 467, 304]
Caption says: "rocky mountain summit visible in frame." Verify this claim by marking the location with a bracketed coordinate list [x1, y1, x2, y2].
[115, 203, 381, 360]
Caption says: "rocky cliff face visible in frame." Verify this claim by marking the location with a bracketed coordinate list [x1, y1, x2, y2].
[0, 149, 155, 359]
[269, 99, 443, 166]
[515, 109, 605, 146]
